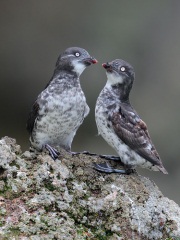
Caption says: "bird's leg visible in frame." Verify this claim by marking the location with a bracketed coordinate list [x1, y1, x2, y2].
[71, 150, 133, 173]
[98, 154, 121, 161]
[44, 144, 60, 160]
[93, 162, 126, 174]
[71, 151, 100, 157]
[70, 150, 134, 174]
[72, 151, 120, 161]
[93, 162, 133, 175]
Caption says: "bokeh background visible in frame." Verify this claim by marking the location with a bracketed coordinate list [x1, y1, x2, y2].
[0, 1, 180, 204]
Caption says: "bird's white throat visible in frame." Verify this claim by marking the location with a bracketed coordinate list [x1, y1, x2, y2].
[105, 72, 124, 87]
[72, 61, 86, 76]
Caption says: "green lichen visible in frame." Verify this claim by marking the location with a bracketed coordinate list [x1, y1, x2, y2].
[43, 180, 57, 191]
[2, 227, 21, 240]
[76, 224, 115, 239]
[166, 238, 180, 240]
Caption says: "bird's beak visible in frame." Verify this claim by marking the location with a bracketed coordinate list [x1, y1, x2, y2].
[83, 57, 98, 65]
[102, 62, 112, 71]
[90, 57, 98, 64]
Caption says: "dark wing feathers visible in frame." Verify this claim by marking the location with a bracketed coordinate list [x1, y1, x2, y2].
[26, 101, 39, 134]
[111, 105, 162, 166]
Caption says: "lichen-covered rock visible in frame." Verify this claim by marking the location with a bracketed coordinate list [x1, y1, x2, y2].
[0, 136, 180, 240]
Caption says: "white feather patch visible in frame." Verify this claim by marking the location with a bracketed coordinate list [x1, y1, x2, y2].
[72, 61, 86, 75]
[106, 72, 124, 87]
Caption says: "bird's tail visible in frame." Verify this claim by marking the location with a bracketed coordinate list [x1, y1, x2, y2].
[158, 165, 168, 174]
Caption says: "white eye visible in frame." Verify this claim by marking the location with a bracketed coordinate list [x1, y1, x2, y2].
[120, 66, 126, 72]
[75, 52, 80, 57]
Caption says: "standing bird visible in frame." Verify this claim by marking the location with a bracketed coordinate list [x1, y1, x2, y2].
[95, 59, 168, 174]
[27, 47, 97, 160]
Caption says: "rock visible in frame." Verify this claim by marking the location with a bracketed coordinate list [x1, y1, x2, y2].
[0, 136, 180, 240]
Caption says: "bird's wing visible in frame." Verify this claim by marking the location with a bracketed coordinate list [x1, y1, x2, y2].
[26, 101, 40, 134]
[26, 75, 57, 135]
[111, 105, 162, 166]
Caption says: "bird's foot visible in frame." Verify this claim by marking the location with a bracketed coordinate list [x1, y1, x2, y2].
[93, 162, 133, 175]
[98, 154, 121, 161]
[70, 151, 84, 155]
[44, 144, 60, 160]
[71, 151, 99, 156]
[71, 151, 120, 161]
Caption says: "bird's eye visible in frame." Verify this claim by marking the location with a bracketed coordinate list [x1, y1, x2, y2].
[75, 52, 80, 57]
[120, 66, 126, 72]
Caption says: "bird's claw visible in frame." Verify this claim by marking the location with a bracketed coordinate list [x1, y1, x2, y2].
[44, 144, 60, 160]
[98, 154, 121, 161]
[71, 151, 121, 161]
[93, 162, 130, 174]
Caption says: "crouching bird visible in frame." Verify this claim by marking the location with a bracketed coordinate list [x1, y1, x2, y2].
[95, 59, 168, 174]
[27, 47, 97, 160]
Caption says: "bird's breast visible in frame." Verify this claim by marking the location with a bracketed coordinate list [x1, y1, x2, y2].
[36, 87, 88, 131]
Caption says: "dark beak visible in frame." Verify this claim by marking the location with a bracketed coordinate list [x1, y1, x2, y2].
[83, 57, 98, 65]
[102, 62, 112, 71]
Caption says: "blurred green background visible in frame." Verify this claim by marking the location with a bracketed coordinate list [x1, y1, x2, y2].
[0, 1, 180, 204]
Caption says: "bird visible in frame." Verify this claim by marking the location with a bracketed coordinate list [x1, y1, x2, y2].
[94, 59, 168, 174]
[27, 47, 97, 160]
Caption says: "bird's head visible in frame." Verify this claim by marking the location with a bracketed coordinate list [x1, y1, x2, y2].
[102, 59, 135, 101]
[102, 59, 135, 87]
[56, 47, 97, 76]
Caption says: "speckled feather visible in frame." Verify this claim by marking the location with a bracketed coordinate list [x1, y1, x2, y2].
[95, 59, 168, 174]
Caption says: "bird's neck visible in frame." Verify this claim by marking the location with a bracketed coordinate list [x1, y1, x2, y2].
[106, 82, 131, 103]
[45, 70, 79, 89]
[72, 61, 86, 76]
[54, 66, 78, 78]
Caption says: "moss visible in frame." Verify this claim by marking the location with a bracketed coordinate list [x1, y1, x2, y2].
[76, 224, 115, 239]
[44, 205, 55, 212]
[9, 227, 21, 233]
[9, 161, 20, 169]
[43, 180, 56, 191]
[93, 231, 114, 240]
[0, 185, 21, 200]
[3, 227, 21, 239]
[165, 238, 180, 240]
[0, 184, 9, 194]
[3, 190, 22, 200]
[0, 220, 5, 227]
